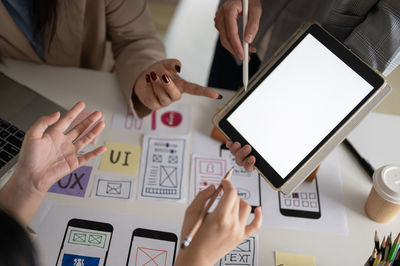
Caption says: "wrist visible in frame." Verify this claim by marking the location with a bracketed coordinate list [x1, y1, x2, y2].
[0, 169, 45, 226]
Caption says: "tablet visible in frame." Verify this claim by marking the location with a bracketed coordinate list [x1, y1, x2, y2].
[213, 22, 391, 194]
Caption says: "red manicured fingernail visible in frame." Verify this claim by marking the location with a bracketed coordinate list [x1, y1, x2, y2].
[162, 74, 170, 84]
[146, 74, 150, 83]
[175, 65, 181, 72]
[217, 94, 223, 99]
[150, 72, 157, 81]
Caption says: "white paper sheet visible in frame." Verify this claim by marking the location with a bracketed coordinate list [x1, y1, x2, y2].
[112, 103, 191, 134]
[215, 235, 258, 266]
[31, 202, 181, 266]
[91, 175, 134, 201]
[261, 150, 349, 235]
[138, 135, 188, 202]
[192, 130, 348, 234]
[190, 155, 261, 210]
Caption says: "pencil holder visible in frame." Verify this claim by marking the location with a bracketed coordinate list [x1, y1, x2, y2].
[365, 165, 400, 223]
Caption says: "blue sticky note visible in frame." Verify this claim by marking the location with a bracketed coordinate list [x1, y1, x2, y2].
[61, 253, 100, 266]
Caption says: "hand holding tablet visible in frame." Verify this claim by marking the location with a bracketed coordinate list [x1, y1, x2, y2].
[214, 22, 391, 194]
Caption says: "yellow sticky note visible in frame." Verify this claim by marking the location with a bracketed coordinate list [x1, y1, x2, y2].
[99, 141, 141, 175]
[275, 251, 316, 266]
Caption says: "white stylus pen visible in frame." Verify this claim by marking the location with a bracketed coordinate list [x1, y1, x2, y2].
[243, 0, 249, 91]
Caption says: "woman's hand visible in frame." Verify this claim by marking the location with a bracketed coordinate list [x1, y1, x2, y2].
[214, 0, 262, 60]
[175, 180, 262, 266]
[0, 102, 106, 225]
[134, 59, 222, 111]
[226, 140, 256, 172]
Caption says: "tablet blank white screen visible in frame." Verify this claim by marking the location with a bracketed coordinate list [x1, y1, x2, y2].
[227, 34, 373, 178]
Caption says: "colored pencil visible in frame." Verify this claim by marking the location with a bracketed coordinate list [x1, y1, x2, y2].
[375, 231, 381, 251]
[373, 253, 382, 266]
[385, 236, 392, 261]
[389, 233, 393, 253]
[367, 249, 378, 266]
[388, 234, 399, 261]
[180, 168, 234, 249]
[393, 252, 400, 266]
[382, 237, 387, 254]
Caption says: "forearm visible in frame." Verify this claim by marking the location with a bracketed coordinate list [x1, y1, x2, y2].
[0, 170, 45, 226]
[107, 0, 165, 118]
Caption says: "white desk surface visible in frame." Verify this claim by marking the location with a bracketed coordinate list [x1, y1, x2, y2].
[1, 58, 399, 266]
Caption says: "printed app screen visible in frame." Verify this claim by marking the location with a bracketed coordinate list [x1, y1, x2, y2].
[128, 236, 176, 266]
[227, 34, 374, 178]
[280, 178, 319, 212]
[58, 226, 111, 266]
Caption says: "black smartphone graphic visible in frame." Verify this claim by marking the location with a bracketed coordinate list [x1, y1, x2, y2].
[220, 144, 262, 212]
[56, 218, 113, 266]
[278, 177, 321, 219]
[126, 228, 178, 266]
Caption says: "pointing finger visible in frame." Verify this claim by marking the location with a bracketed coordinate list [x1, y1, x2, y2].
[178, 79, 221, 99]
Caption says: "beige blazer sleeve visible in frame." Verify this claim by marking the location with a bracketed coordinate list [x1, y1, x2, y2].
[106, 0, 166, 118]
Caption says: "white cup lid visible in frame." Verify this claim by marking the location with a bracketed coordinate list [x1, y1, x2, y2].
[373, 165, 400, 204]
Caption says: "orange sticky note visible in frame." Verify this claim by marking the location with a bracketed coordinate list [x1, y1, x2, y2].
[99, 142, 141, 175]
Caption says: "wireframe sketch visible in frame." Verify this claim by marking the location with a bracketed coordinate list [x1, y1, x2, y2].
[135, 247, 168, 266]
[216, 236, 257, 266]
[278, 177, 321, 219]
[92, 176, 133, 200]
[56, 219, 113, 266]
[139, 136, 187, 200]
[112, 104, 190, 134]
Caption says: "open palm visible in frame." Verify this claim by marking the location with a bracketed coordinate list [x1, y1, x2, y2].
[16, 102, 106, 193]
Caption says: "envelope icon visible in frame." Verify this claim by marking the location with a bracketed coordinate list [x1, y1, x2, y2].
[136, 247, 167, 266]
[88, 234, 102, 245]
[106, 182, 122, 195]
[159, 166, 177, 188]
[72, 232, 86, 243]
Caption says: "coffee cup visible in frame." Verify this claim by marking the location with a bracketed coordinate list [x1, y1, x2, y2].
[365, 165, 400, 223]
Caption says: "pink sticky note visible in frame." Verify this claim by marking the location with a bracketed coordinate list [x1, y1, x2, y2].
[69, 109, 102, 144]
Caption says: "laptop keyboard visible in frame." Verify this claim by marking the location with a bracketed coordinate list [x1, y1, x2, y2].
[0, 118, 25, 169]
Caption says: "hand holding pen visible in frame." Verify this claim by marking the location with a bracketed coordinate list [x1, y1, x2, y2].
[174, 169, 262, 266]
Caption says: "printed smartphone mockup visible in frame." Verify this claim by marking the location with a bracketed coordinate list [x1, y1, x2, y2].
[220, 144, 262, 212]
[278, 177, 321, 219]
[56, 218, 113, 266]
[126, 228, 178, 266]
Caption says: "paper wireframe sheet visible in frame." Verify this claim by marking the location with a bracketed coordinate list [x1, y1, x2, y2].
[91, 175, 134, 200]
[30, 202, 181, 266]
[261, 150, 348, 235]
[138, 135, 188, 202]
[216, 235, 258, 266]
[112, 103, 190, 135]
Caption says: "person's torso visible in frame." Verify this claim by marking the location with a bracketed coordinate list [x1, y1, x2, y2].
[0, 0, 114, 71]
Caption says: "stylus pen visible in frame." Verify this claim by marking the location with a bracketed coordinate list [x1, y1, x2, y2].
[243, 0, 249, 91]
[181, 167, 234, 249]
[343, 138, 374, 179]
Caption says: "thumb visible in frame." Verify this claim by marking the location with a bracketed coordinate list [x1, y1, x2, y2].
[27, 112, 60, 139]
[244, 1, 262, 43]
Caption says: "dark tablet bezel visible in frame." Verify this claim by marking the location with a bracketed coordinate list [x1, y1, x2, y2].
[218, 24, 384, 189]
